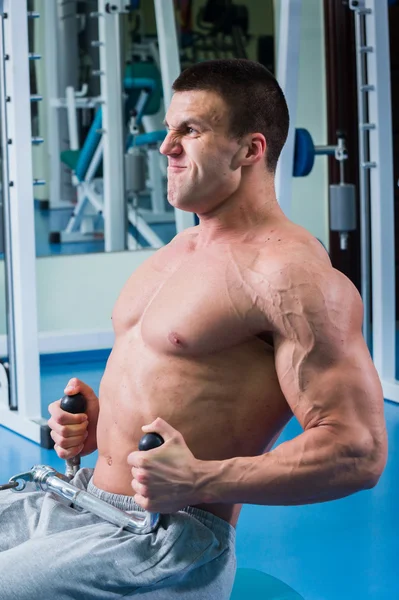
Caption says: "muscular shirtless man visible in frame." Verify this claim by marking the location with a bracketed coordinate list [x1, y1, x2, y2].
[0, 59, 387, 600]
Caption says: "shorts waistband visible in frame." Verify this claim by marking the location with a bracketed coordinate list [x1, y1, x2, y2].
[87, 477, 236, 546]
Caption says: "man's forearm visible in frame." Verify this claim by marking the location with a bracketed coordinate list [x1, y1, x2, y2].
[196, 425, 381, 506]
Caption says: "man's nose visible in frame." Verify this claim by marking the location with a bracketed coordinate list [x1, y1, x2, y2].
[159, 131, 182, 156]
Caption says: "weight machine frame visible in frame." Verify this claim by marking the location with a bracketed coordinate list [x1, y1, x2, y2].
[0, 0, 45, 444]
[349, 0, 397, 403]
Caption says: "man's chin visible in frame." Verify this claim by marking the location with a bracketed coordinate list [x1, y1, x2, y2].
[167, 195, 196, 213]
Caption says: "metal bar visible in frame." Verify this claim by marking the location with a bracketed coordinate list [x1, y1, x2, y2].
[65, 193, 90, 234]
[84, 138, 104, 183]
[353, 7, 372, 347]
[137, 211, 175, 224]
[30, 1, 48, 204]
[314, 145, 337, 156]
[85, 187, 105, 213]
[10, 465, 160, 535]
[66, 85, 79, 150]
[153, 0, 195, 233]
[43, 0, 62, 208]
[148, 148, 167, 214]
[98, 0, 126, 252]
[0, 9, 17, 412]
[274, 0, 302, 218]
[128, 206, 164, 248]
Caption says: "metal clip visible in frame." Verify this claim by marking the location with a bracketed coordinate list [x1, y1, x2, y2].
[8, 470, 35, 492]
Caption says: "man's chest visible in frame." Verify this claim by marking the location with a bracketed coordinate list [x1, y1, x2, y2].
[112, 250, 268, 356]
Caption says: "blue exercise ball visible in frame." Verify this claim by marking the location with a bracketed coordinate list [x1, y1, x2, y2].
[230, 568, 305, 600]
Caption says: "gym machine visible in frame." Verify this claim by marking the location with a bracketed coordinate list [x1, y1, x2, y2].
[348, 0, 396, 402]
[0, 1, 44, 444]
[1, 393, 166, 535]
[40, 0, 195, 253]
[293, 128, 356, 251]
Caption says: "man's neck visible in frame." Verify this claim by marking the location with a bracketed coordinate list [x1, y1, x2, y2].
[195, 179, 284, 246]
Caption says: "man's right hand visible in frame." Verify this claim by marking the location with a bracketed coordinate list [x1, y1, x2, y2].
[48, 378, 99, 459]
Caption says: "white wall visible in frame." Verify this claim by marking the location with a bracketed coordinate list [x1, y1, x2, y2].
[35, 249, 155, 332]
[0, 250, 156, 341]
[289, 0, 329, 247]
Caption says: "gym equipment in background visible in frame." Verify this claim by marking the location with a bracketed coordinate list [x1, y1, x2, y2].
[293, 128, 356, 250]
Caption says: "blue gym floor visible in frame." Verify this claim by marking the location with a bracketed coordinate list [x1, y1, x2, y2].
[0, 204, 398, 599]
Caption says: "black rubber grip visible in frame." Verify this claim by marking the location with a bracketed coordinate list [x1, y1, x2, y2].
[60, 396, 163, 451]
[138, 433, 164, 451]
[60, 393, 87, 414]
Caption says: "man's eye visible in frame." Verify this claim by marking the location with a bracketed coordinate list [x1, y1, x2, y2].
[187, 127, 197, 134]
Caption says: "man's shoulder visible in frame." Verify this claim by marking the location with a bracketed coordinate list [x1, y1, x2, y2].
[256, 237, 330, 279]
[231, 228, 360, 316]
[230, 225, 330, 278]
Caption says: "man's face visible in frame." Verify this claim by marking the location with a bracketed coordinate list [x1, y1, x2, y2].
[160, 90, 243, 213]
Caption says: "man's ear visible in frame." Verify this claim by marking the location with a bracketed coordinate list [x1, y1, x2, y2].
[232, 133, 267, 168]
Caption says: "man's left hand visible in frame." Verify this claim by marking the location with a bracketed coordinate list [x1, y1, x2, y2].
[127, 418, 203, 513]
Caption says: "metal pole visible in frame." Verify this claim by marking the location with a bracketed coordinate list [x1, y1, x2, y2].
[153, 0, 195, 233]
[44, 0, 64, 208]
[352, 3, 372, 348]
[0, 7, 18, 411]
[0, 0, 43, 442]
[274, 0, 302, 217]
[98, 0, 126, 252]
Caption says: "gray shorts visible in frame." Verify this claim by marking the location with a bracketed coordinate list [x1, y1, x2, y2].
[0, 468, 236, 599]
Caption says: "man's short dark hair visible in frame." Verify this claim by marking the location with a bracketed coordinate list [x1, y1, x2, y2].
[172, 59, 289, 173]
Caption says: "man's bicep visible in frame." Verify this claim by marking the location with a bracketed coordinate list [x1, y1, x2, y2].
[242, 254, 385, 440]
[274, 331, 381, 433]
[271, 270, 385, 447]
